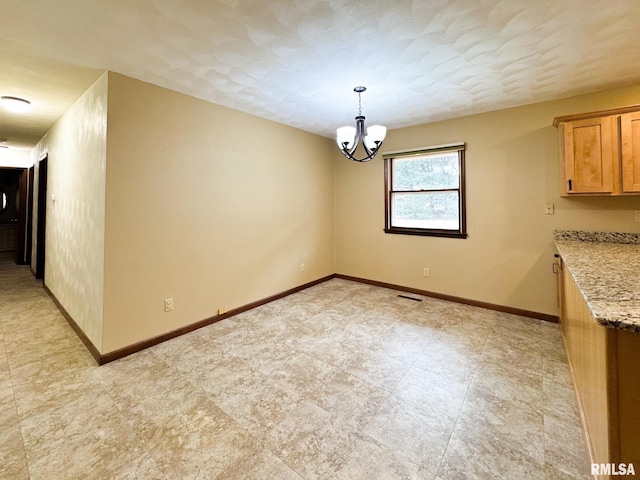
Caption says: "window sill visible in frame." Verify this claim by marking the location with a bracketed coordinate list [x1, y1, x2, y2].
[384, 227, 468, 239]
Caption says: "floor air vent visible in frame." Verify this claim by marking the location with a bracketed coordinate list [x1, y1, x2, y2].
[397, 294, 423, 302]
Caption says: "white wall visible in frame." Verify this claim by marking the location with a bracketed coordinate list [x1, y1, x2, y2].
[31, 72, 108, 350]
[0, 148, 32, 168]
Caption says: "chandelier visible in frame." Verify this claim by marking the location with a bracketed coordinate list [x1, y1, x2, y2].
[336, 86, 387, 162]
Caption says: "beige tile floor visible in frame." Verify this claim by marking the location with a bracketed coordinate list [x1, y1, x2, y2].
[0, 252, 592, 479]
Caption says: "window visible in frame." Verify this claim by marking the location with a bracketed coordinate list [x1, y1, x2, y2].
[384, 143, 467, 238]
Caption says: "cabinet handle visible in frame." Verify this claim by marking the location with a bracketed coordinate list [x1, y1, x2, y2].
[568, 179, 573, 191]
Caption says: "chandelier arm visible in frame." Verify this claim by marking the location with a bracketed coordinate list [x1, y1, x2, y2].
[344, 137, 360, 156]
[340, 143, 382, 162]
[340, 149, 378, 163]
[361, 139, 377, 158]
[338, 115, 384, 162]
[359, 119, 377, 158]
[339, 115, 363, 156]
[339, 141, 359, 156]
[352, 115, 366, 154]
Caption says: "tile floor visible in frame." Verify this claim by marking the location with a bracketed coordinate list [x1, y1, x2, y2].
[0, 252, 592, 479]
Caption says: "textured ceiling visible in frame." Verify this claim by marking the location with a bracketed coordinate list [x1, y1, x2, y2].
[2, 0, 640, 148]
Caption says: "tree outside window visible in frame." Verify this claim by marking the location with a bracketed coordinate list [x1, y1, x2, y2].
[384, 144, 467, 238]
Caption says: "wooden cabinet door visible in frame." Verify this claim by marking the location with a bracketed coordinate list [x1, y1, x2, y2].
[563, 116, 616, 194]
[560, 263, 612, 467]
[620, 111, 640, 193]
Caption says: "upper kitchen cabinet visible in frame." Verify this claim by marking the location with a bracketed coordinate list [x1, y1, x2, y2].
[621, 111, 640, 193]
[554, 105, 640, 196]
[558, 116, 617, 194]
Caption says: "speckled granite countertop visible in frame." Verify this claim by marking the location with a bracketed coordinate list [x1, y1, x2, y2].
[554, 230, 640, 334]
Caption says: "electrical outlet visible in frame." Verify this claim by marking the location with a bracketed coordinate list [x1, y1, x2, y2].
[544, 202, 554, 215]
[164, 298, 174, 312]
[300, 263, 305, 272]
[635, 210, 640, 223]
[423, 268, 430, 277]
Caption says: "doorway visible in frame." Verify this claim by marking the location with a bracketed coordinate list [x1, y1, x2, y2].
[35, 155, 47, 280]
[25, 166, 34, 265]
[15, 167, 31, 265]
[0, 167, 28, 262]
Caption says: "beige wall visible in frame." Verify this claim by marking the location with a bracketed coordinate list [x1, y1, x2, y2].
[102, 73, 334, 353]
[31, 72, 108, 348]
[335, 84, 640, 317]
[26, 71, 640, 354]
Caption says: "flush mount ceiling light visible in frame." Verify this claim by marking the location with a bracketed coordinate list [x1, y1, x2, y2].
[336, 86, 387, 163]
[0, 96, 32, 113]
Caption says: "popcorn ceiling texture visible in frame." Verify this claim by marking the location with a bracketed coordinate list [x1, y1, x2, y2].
[2, 0, 640, 138]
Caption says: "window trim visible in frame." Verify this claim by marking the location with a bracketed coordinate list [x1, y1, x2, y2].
[383, 143, 467, 239]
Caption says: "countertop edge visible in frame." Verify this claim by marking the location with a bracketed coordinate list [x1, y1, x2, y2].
[555, 239, 640, 335]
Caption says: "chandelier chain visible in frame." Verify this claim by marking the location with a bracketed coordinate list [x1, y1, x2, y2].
[358, 92, 362, 116]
